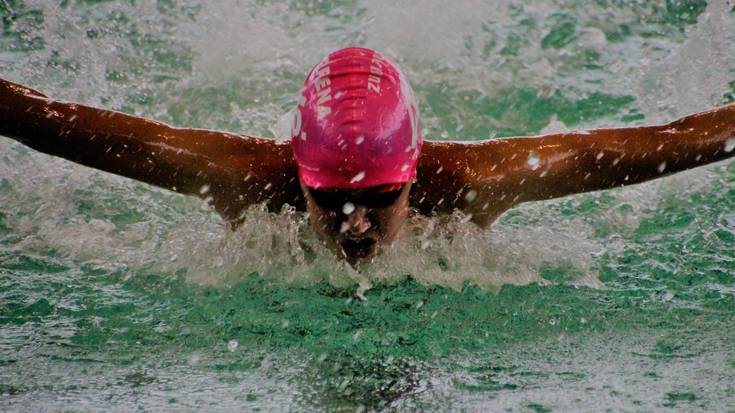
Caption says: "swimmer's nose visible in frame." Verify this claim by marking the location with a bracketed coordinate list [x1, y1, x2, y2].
[345, 206, 371, 234]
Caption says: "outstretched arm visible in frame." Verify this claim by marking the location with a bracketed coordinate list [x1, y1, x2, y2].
[412, 103, 735, 227]
[0, 78, 303, 225]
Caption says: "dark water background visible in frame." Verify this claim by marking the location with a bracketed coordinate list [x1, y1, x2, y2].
[1, 1, 734, 411]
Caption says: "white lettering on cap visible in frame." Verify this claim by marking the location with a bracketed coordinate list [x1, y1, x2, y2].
[314, 59, 332, 120]
[368, 52, 385, 93]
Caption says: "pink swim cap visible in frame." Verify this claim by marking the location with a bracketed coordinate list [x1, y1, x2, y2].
[291, 47, 422, 189]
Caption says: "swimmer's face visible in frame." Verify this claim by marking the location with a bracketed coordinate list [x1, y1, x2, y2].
[300, 180, 412, 266]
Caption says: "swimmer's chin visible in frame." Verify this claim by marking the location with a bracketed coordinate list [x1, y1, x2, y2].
[340, 237, 378, 266]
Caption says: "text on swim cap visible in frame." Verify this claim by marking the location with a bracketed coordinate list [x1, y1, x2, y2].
[367, 53, 385, 93]
[315, 60, 332, 120]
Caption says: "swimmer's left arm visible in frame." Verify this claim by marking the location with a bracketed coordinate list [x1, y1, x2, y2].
[414, 103, 735, 227]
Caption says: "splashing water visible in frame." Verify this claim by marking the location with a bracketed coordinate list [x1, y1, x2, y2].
[725, 137, 735, 153]
[1, 1, 734, 411]
[350, 171, 366, 184]
[342, 202, 355, 215]
[527, 151, 541, 170]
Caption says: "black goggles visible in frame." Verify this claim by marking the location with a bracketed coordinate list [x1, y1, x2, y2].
[307, 184, 405, 212]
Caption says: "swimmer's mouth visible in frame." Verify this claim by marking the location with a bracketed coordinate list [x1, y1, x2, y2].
[340, 237, 377, 260]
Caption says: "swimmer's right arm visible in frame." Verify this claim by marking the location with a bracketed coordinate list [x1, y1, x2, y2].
[0, 78, 303, 224]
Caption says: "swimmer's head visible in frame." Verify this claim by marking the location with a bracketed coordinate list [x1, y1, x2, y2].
[291, 47, 422, 265]
[291, 47, 422, 189]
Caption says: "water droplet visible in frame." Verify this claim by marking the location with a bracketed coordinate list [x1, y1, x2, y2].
[658, 161, 666, 173]
[596, 151, 604, 160]
[199, 184, 210, 195]
[339, 222, 350, 234]
[187, 353, 201, 366]
[724, 138, 735, 153]
[228, 339, 239, 352]
[527, 152, 540, 170]
[342, 202, 355, 215]
[350, 171, 365, 183]
[401, 163, 409, 172]
[355, 135, 364, 144]
[464, 190, 477, 203]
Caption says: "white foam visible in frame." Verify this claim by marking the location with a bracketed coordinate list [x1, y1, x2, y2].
[1, 0, 733, 294]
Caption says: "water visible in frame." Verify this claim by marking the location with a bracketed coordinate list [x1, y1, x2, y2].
[1, 0, 734, 411]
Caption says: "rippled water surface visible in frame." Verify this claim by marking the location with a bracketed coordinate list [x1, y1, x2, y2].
[1, 1, 734, 411]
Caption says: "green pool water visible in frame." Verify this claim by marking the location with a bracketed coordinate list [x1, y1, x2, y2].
[1, 1, 734, 411]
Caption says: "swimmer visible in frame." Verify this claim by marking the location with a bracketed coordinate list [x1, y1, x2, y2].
[1, 47, 734, 266]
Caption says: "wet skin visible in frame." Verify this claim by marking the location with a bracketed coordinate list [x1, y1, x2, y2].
[2, 77, 735, 264]
[300, 181, 411, 266]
